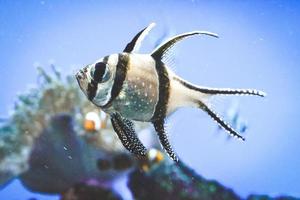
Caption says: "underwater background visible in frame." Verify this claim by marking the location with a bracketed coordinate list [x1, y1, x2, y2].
[0, 0, 300, 199]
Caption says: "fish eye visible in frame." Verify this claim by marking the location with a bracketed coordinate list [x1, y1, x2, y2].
[91, 62, 110, 83]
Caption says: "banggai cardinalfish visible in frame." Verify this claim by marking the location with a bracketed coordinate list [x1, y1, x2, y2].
[76, 23, 266, 161]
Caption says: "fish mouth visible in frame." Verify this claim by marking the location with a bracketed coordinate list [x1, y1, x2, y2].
[75, 69, 85, 81]
[75, 70, 87, 91]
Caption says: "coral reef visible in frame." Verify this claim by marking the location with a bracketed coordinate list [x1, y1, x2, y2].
[0, 66, 154, 195]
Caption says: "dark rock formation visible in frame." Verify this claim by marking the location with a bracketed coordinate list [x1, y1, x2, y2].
[128, 160, 299, 200]
[60, 183, 122, 200]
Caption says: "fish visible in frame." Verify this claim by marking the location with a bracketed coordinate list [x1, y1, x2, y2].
[75, 22, 266, 162]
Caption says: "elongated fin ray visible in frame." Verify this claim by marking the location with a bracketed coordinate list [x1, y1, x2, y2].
[110, 113, 147, 156]
[151, 31, 218, 60]
[153, 119, 179, 162]
[175, 77, 266, 97]
[194, 87, 266, 97]
[123, 22, 156, 53]
[198, 101, 245, 141]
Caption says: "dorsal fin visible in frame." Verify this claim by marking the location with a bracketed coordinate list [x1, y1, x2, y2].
[151, 31, 219, 60]
[123, 22, 156, 53]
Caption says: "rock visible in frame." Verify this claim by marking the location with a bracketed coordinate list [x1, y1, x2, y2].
[128, 159, 298, 200]
[60, 183, 122, 200]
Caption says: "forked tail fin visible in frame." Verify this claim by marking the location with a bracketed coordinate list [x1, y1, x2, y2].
[174, 77, 266, 140]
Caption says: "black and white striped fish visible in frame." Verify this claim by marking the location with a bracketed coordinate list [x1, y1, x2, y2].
[76, 23, 266, 162]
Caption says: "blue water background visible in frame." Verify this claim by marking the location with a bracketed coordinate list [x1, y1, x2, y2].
[0, 0, 300, 199]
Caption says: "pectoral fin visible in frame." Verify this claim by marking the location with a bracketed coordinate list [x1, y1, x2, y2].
[110, 113, 147, 156]
[123, 22, 156, 53]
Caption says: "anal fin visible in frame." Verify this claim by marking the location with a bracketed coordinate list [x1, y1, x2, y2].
[153, 119, 179, 162]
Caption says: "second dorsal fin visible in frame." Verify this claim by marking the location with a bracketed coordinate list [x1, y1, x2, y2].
[151, 31, 218, 60]
[123, 22, 156, 53]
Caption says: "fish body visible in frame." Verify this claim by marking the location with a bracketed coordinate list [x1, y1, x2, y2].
[76, 23, 266, 161]
[106, 53, 159, 121]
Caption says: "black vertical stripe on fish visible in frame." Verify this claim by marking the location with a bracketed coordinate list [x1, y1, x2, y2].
[86, 56, 109, 101]
[151, 61, 170, 121]
[150, 61, 177, 161]
[153, 119, 179, 162]
[93, 62, 107, 83]
[87, 79, 98, 101]
[102, 53, 129, 109]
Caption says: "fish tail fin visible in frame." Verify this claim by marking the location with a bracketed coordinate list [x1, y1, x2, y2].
[176, 77, 266, 98]
[197, 100, 245, 141]
[173, 77, 265, 140]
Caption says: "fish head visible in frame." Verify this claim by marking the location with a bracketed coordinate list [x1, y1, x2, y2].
[76, 54, 118, 107]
